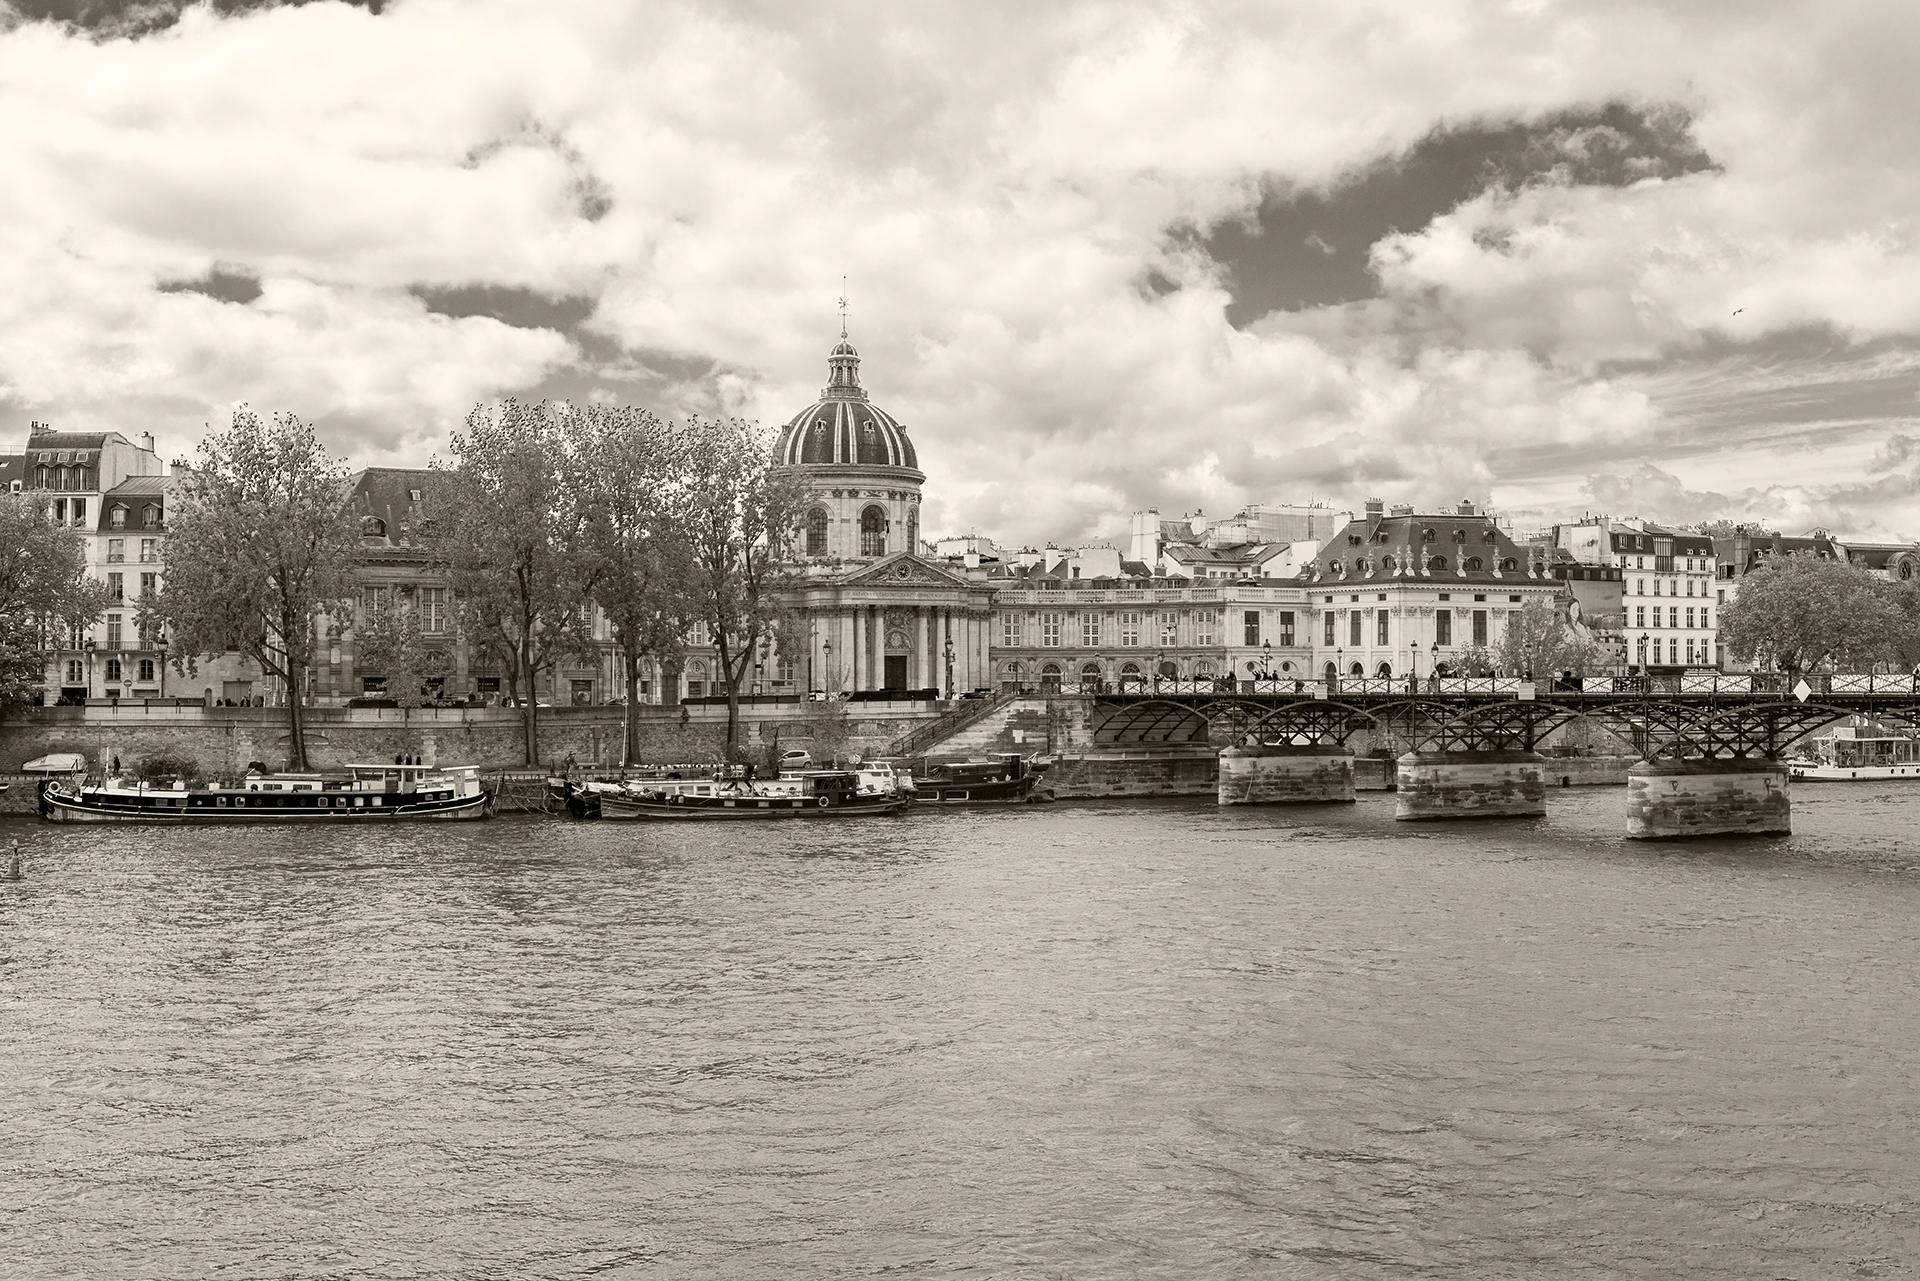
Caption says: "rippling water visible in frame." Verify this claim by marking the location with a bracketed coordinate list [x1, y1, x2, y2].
[5, 786, 1920, 1278]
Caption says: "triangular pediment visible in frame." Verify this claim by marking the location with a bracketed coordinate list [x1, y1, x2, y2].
[836, 552, 977, 589]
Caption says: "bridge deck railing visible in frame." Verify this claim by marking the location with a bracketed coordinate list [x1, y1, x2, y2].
[1002, 673, 1920, 700]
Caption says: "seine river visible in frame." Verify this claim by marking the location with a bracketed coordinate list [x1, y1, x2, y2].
[5, 788, 1920, 1279]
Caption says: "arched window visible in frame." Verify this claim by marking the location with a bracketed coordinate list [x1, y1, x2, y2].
[1040, 662, 1062, 691]
[1429, 555, 1448, 571]
[1903, 562, 1915, 581]
[685, 660, 707, 699]
[1483, 529, 1498, 544]
[1466, 557, 1482, 571]
[805, 508, 829, 556]
[1376, 661, 1393, 677]
[1355, 558, 1370, 574]
[1192, 659, 1214, 676]
[1349, 661, 1365, 676]
[1118, 662, 1143, 684]
[1452, 529, 1467, 544]
[1500, 557, 1517, 572]
[142, 505, 160, 528]
[1421, 527, 1435, 543]
[1322, 662, 1338, 682]
[1381, 555, 1396, 572]
[860, 506, 887, 557]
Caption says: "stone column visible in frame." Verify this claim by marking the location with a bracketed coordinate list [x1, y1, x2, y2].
[1218, 745, 1355, 805]
[839, 608, 855, 692]
[1626, 757, 1789, 839]
[1395, 750, 1548, 819]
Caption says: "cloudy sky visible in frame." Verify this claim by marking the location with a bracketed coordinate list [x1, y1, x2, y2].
[4, 0, 1919, 548]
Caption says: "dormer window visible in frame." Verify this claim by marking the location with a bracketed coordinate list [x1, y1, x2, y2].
[1466, 557, 1483, 571]
[141, 504, 159, 528]
[1452, 529, 1466, 544]
[1421, 527, 1435, 543]
[362, 516, 387, 538]
[1482, 529, 1497, 544]
[1347, 534, 1361, 546]
[1500, 557, 1518, 572]
[1429, 555, 1448, 571]
[109, 505, 126, 529]
[409, 489, 422, 503]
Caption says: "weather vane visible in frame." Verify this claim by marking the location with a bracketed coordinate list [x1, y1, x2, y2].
[838, 276, 849, 339]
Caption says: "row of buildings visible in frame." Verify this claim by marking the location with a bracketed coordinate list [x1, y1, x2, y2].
[7, 334, 1913, 706]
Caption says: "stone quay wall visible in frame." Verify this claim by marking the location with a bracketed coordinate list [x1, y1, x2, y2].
[0, 701, 943, 779]
[1395, 750, 1549, 820]
[1217, 745, 1355, 805]
[1045, 749, 1218, 799]
[1626, 758, 1790, 840]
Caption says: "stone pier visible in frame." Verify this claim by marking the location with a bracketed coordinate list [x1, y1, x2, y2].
[1626, 758, 1789, 839]
[1217, 744, 1355, 805]
[1395, 750, 1547, 820]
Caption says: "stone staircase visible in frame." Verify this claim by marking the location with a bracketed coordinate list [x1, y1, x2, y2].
[895, 696, 1060, 759]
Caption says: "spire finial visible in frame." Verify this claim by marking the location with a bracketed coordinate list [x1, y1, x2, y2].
[838, 277, 849, 340]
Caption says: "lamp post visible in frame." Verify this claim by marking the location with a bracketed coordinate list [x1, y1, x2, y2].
[943, 634, 955, 700]
[1154, 647, 1164, 690]
[1639, 632, 1650, 690]
[157, 635, 168, 700]
[753, 661, 763, 696]
[1261, 639, 1272, 682]
[1409, 640, 1418, 691]
[823, 637, 834, 695]
[84, 637, 96, 700]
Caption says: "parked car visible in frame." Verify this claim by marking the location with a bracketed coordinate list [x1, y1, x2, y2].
[779, 749, 812, 770]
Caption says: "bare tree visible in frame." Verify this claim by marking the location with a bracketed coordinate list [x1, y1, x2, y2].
[144, 409, 358, 769]
[681, 417, 808, 760]
[431, 400, 600, 765]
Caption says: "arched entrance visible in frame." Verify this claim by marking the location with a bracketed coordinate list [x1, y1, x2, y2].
[1375, 661, 1392, 678]
[1040, 662, 1062, 693]
[1322, 662, 1337, 683]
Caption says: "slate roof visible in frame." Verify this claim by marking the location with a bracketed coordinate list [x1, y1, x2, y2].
[343, 467, 446, 545]
[0, 454, 21, 488]
[1308, 512, 1553, 587]
[771, 342, 920, 472]
[98, 476, 168, 532]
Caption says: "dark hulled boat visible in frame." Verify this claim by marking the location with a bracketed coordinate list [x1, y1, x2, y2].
[912, 753, 1054, 804]
[598, 770, 907, 820]
[38, 762, 494, 823]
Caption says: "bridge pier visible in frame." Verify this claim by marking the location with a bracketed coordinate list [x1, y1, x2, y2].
[1626, 758, 1789, 839]
[1217, 744, 1354, 805]
[1395, 750, 1547, 820]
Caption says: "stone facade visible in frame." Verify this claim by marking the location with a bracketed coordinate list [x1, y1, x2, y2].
[1625, 757, 1790, 839]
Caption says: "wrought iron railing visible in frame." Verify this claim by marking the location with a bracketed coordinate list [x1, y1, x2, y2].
[887, 686, 1021, 758]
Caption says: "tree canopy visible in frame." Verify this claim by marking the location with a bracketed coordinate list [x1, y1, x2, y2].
[431, 399, 599, 764]
[0, 492, 109, 708]
[1718, 551, 1903, 675]
[1496, 595, 1608, 677]
[143, 409, 359, 767]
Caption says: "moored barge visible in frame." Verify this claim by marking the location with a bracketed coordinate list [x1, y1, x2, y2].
[912, 753, 1054, 804]
[599, 770, 908, 820]
[38, 762, 494, 823]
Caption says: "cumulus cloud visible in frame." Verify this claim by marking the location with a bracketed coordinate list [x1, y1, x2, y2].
[0, 0, 1917, 542]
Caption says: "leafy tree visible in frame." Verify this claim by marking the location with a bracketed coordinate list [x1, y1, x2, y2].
[569, 405, 701, 764]
[1447, 643, 1498, 677]
[431, 400, 599, 764]
[143, 410, 359, 769]
[681, 417, 808, 760]
[0, 491, 109, 709]
[353, 595, 449, 707]
[1883, 578, 1920, 670]
[1497, 596, 1607, 678]
[1718, 552, 1899, 676]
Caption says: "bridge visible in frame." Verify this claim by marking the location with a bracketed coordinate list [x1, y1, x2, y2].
[1053, 674, 1920, 838]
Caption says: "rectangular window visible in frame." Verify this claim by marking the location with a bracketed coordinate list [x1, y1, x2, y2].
[1322, 612, 1335, 646]
[1376, 610, 1389, 646]
[1349, 611, 1362, 647]
[1472, 610, 1487, 647]
[1082, 612, 1101, 647]
[1635, 605, 1645, 628]
[1717, 589, 1725, 605]
[110, 506, 126, 529]
[1161, 611, 1178, 646]
[53, 498, 66, 523]
[143, 506, 159, 528]
[1194, 610, 1214, 647]
[1702, 609, 1710, 630]
[107, 537, 124, 564]
[140, 538, 158, 564]
[1002, 613, 1022, 647]
[1435, 611, 1452, 646]
[1040, 612, 1062, 647]
[107, 572, 123, 602]
[1120, 612, 1141, 646]
[72, 498, 86, 525]
[1278, 612, 1295, 646]
[418, 587, 447, 634]
[362, 586, 390, 621]
[139, 572, 156, 599]
[1243, 610, 1260, 647]
[107, 614, 122, 647]
[1685, 607, 1695, 629]
[1668, 639, 1678, 666]
[138, 658, 154, 682]
[1669, 606, 1678, 629]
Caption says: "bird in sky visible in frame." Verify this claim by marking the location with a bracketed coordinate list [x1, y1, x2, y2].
[1733, 308, 1744, 316]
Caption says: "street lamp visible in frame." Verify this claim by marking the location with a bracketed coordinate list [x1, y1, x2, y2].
[1261, 639, 1272, 681]
[753, 661, 763, 696]
[157, 634, 168, 700]
[943, 634, 955, 699]
[822, 637, 833, 694]
[1409, 640, 1418, 690]
[84, 637, 96, 700]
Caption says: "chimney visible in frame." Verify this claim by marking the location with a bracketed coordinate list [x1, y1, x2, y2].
[1390, 503, 1414, 517]
[1457, 498, 1477, 516]
[140, 432, 156, 454]
[28, 419, 50, 437]
[1364, 497, 1384, 518]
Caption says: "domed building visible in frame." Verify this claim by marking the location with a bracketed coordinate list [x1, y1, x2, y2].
[768, 335, 995, 696]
